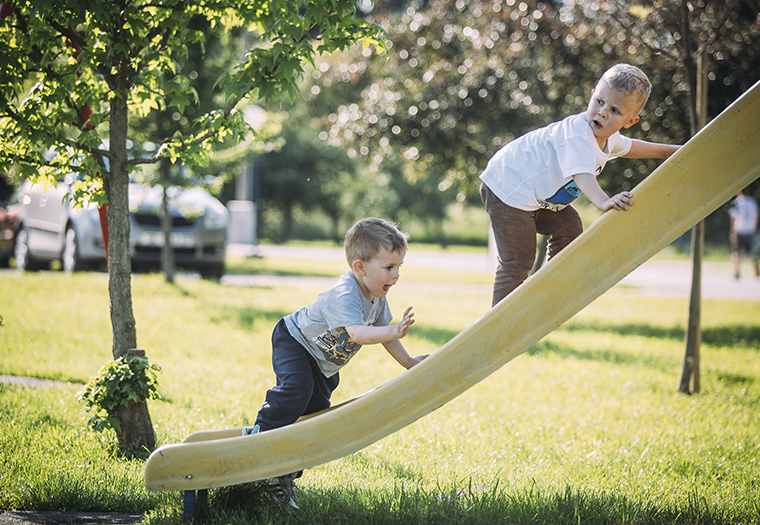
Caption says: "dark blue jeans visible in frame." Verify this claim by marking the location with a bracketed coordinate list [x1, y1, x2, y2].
[255, 319, 340, 431]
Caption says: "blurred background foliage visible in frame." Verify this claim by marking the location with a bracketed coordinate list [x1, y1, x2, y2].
[234, 0, 760, 247]
[3, 0, 759, 248]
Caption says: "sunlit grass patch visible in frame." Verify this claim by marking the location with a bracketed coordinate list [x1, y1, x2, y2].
[1, 268, 759, 524]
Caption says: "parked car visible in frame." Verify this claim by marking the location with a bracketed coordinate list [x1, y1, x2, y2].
[128, 183, 228, 279]
[14, 178, 105, 273]
[0, 191, 21, 267]
[13, 176, 229, 278]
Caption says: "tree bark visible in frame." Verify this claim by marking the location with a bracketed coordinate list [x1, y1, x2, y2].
[161, 179, 176, 284]
[281, 202, 293, 243]
[109, 87, 154, 451]
[679, 46, 708, 394]
[108, 95, 137, 358]
[116, 400, 156, 452]
[679, 222, 702, 393]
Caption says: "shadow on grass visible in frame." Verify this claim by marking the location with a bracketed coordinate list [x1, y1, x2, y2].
[210, 306, 291, 332]
[412, 323, 676, 371]
[524, 339, 680, 374]
[559, 321, 760, 349]
[182, 482, 749, 525]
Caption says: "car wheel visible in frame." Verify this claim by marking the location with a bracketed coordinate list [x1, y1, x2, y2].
[14, 226, 42, 271]
[62, 225, 86, 273]
[199, 262, 225, 281]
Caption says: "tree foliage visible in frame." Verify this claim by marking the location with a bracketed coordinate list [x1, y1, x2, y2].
[0, 0, 386, 449]
[299, 0, 758, 215]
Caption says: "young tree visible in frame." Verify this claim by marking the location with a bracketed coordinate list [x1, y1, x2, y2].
[0, 0, 385, 450]
[590, 0, 760, 393]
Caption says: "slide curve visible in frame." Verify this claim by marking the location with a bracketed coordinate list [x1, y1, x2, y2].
[145, 80, 760, 493]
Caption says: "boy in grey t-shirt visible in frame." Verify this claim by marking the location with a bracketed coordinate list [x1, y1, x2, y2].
[244, 217, 428, 512]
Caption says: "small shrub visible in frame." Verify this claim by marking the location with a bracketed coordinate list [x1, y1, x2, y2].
[78, 353, 162, 433]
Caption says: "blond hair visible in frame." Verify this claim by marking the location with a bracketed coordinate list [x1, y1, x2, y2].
[598, 64, 651, 113]
[345, 217, 408, 265]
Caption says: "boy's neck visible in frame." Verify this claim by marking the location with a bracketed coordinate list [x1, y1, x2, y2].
[350, 269, 375, 302]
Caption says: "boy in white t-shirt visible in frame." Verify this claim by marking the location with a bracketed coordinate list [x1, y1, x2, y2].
[480, 63, 680, 306]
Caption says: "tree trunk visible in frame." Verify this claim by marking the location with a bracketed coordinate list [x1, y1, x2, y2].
[109, 90, 154, 451]
[281, 202, 293, 243]
[679, 222, 702, 393]
[161, 179, 175, 284]
[116, 401, 155, 452]
[679, 47, 708, 394]
[108, 95, 137, 358]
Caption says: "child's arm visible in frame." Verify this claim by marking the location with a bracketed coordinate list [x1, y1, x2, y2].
[346, 306, 429, 369]
[573, 173, 632, 212]
[624, 139, 680, 159]
[346, 306, 415, 345]
[383, 339, 429, 370]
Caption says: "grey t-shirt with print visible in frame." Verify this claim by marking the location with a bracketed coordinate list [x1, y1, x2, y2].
[284, 272, 393, 377]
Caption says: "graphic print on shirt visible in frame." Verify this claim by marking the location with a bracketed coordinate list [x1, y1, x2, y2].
[538, 179, 582, 212]
[315, 326, 362, 366]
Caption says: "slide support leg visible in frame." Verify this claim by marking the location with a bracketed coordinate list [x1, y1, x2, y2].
[183, 489, 208, 522]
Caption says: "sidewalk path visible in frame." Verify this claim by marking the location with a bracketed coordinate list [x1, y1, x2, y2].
[227, 244, 760, 301]
[0, 511, 142, 525]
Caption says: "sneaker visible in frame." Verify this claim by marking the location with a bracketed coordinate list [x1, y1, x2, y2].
[265, 473, 299, 513]
[241, 424, 300, 512]
[242, 423, 260, 436]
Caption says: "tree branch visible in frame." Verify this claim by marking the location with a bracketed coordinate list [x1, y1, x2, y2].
[127, 96, 243, 166]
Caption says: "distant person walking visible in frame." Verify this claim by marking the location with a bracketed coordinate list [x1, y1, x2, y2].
[729, 188, 759, 279]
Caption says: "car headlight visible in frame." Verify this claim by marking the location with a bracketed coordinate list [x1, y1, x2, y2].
[203, 207, 228, 230]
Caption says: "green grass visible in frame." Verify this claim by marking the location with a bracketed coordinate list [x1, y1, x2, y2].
[1, 262, 759, 524]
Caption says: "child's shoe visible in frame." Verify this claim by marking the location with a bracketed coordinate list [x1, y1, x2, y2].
[242, 423, 260, 436]
[264, 473, 299, 513]
[240, 424, 299, 512]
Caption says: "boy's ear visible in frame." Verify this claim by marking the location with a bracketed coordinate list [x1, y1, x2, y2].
[623, 115, 640, 129]
[351, 259, 365, 275]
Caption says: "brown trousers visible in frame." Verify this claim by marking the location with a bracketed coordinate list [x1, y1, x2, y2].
[480, 182, 583, 306]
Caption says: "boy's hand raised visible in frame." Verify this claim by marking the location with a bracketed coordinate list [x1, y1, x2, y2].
[393, 306, 415, 338]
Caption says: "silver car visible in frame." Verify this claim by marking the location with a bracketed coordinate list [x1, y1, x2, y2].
[14, 176, 228, 278]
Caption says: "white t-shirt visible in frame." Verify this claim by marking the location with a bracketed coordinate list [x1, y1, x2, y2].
[285, 272, 393, 377]
[479, 113, 632, 211]
[730, 194, 759, 235]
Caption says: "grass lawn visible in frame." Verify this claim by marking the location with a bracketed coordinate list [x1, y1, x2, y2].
[0, 258, 758, 524]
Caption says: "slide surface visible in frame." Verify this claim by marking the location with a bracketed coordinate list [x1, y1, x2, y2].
[145, 81, 760, 492]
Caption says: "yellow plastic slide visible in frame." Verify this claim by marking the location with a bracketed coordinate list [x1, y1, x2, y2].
[145, 80, 760, 493]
